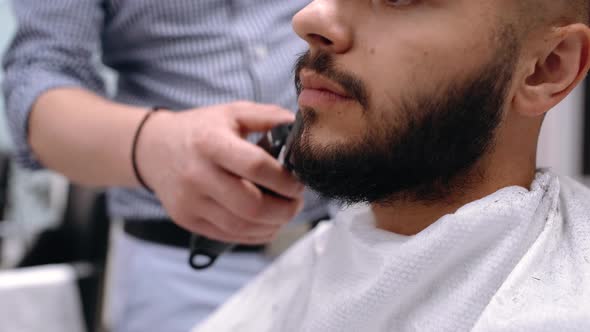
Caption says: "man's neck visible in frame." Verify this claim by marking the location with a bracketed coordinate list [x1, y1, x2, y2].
[371, 160, 537, 236]
[371, 111, 543, 235]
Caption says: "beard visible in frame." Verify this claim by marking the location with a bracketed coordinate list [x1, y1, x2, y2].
[289, 41, 518, 205]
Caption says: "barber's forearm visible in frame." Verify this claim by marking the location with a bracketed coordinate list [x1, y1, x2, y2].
[29, 88, 148, 188]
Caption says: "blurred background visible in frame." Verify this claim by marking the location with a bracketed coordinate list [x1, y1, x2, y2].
[0, 1, 588, 332]
[0, 1, 112, 331]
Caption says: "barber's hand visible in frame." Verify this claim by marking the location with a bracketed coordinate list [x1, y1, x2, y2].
[135, 101, 304, 244]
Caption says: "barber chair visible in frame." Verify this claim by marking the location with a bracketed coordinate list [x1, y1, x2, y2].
[17, 184, 110, 332]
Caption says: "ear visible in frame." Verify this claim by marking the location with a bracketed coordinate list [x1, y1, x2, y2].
[512, 23, 590, 117]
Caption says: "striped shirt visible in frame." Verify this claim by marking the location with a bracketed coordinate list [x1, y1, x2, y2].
[2, 0, 327, 220]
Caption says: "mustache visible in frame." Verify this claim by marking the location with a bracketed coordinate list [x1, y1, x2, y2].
[294, 51, 370, 110]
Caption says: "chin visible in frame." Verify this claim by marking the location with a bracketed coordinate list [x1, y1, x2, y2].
[299, 108, 367, 147]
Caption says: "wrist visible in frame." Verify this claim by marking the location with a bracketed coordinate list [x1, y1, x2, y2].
[133, 108, 173, 191]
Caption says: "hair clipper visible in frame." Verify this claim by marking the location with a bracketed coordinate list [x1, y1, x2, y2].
[188, 113, 302, 270]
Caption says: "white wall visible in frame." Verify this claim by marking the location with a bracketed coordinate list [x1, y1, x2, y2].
[537, 84, 585, 178]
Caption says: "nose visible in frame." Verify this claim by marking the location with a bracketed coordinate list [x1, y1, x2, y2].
[292, 1, 353, 55]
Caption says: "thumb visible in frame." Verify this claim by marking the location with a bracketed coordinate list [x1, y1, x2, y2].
[232, 103, 295, 133]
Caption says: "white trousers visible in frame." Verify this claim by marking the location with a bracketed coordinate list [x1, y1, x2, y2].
[106, 227, 271, 332]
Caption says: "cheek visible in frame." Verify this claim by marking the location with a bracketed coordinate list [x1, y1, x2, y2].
[360, 29, 492, 119]
[358, 13, 494, 97]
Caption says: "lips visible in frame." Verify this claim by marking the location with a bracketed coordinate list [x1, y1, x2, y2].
[298, 70, 354, 108]
[299, 70, 351, 98]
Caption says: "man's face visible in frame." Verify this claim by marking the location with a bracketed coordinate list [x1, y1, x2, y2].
[289, 0, 519, 204]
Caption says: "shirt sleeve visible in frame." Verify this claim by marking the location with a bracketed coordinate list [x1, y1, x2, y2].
[1, 0, 107, 169]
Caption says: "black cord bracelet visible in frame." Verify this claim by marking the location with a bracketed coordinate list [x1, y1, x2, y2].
[131, 107, 160, 192]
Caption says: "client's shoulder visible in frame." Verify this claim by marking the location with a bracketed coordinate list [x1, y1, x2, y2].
[555, 174, 590, 226]
[557, 173, 590, 199]
[553, 173, 590, 253]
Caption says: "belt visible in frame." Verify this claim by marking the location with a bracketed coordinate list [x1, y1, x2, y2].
[123, 219, 266, 253]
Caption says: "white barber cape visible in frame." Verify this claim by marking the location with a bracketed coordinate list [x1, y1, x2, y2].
[194, 171, 590, 332]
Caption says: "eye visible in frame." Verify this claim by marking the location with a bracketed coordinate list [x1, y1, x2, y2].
[385, 0, 415, 6]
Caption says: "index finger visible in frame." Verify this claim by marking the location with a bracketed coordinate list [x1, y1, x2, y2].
[209, 135, 304, 199]
[231, 102, 295, 133]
